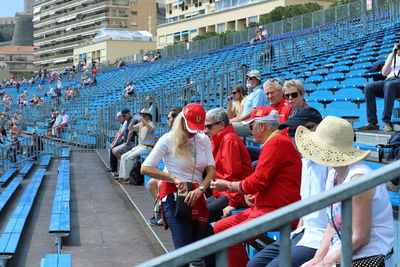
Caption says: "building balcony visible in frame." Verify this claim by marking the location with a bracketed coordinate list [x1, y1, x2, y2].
[34, 1, 107, 28]
[34, 24, 104, 46]
[35, 39, 84, 55]
[35, 51, 74, 64]
[34, 13, 107, 37]
[37, 0, 128, 20]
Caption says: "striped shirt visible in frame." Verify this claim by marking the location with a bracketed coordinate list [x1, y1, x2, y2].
[137, 121, 155, 146]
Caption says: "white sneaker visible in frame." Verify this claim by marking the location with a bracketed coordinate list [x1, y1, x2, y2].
[383, 123, 393, 132]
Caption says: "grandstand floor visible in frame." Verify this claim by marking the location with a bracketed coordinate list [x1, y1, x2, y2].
[4, 152, 165, 267]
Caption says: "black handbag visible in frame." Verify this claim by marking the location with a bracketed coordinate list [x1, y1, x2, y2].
[335, 254, 385, 266]
[175, 182, 193, 219]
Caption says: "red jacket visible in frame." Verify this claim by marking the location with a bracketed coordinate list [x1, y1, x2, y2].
[211, 124, 254, 208]
[274, 99, 291, 124]
[239, 132, 301, 211]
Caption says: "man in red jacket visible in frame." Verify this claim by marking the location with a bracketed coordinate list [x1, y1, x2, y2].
[211, 105, 302, 267]
[204, 108, 253, 226]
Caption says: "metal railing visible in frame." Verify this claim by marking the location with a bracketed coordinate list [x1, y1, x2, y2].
[149, 0, 399, 59]
[137, 160, 400, 267]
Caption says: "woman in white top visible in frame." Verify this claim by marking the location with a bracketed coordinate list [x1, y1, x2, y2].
[141, 103, 216, 252]
[296, 116, 394, 267]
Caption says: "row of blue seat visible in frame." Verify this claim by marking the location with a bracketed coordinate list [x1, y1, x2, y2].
[0, 169, 46, 267]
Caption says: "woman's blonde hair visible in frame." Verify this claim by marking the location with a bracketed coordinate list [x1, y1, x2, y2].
[171, 113, 193, 162]
[283, 79, 305, 96]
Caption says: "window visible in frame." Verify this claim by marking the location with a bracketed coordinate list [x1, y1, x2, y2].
[131, 10, 137, 15]
[217, 23, 225, 33]
[131, 22, 137, 26]
[249, 16, 258, 23]
[131, 0, 137, 4]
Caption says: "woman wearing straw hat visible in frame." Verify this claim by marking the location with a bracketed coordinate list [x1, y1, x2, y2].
[296, 116, 394, 267]
[141, 103, 216, 258]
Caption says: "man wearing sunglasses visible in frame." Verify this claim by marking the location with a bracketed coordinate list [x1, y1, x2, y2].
[247, 106, 329, 267]
[211, 105, 302, 267]
[232, 70, 267, 137]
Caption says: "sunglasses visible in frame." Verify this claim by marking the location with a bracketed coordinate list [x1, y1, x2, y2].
[283, 92, 299, 99]
[205, 121, 221, 130]
[287, 123, 317, 137]
[249, 122, 260, 131]
[246, 77, 255, 80]
[232, 91, 238, 95]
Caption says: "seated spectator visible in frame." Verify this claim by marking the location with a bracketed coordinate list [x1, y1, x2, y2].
[52, 111, 62, 136]
[122, 82, 136, 98]
[64, 87, 71, 100]
[249, 29, 261, 44]
[118, 109, 155, 184]
[110, 108, 137, 175]
[247, 106, 328, 267]
[226, 85, 248, 121]
[259, 26, 268, 39]
[142, 54, 149, 63]
[56, 110, 69, 137]
[148, 107, 182, 226]
[231, 70, 267, 137]
[283, 79, 308, 110]
[202, 108, 253, 237]
[264, 77, 291, 123]
[359, 43, 400, 132]
[107, 112, 127, 173]
[297, 116, 395, 267]
[211, 106, 302, 267]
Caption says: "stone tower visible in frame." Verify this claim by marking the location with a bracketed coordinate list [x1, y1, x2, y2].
[11, 0, 34, 46]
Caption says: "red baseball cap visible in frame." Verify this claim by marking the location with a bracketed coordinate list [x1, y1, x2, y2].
[182, 103, 206, 133]
[243, 105, 279, 124]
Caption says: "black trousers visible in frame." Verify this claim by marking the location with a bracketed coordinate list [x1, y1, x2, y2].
[109, 148, 118, 172]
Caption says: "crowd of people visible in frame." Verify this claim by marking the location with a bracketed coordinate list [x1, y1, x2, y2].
[106, 65, 396, 267]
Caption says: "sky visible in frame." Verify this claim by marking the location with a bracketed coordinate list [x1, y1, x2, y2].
[1, 0, 24, 18]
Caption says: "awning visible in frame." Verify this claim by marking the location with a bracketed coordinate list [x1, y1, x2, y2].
[190, 29, 197, 32]
[54, 58, 68, 63]
[174, 32, 180, 37]
[33, 6, 41, 14]
[33, 16, 40, 22]
[182, 31, 188, 36]
[57, 14, 76, 23]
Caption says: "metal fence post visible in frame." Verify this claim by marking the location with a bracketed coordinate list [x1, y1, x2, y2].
[279, 223, 292, 267]
[341, 197, 353, 267]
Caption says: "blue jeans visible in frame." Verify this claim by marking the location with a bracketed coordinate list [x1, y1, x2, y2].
[365, 77, 400, 124]
[246, 230, 316, 267]
[163, 194, 201, 250]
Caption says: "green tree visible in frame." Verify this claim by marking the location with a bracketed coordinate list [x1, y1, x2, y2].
[192, 31, 219, 41]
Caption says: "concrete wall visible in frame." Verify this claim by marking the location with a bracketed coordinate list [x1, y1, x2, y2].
[73, 40, 157, 65]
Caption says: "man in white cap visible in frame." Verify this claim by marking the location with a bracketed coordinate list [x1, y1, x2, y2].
[231, 69, 267, 137]
[211, 105, 301, 267]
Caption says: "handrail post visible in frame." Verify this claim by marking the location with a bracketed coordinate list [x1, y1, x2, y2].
[215, 248, 228, 267]
[279, 223, 292, 267]
[341, 197, 352, 266]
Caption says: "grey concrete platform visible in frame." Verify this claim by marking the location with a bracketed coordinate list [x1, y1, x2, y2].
[3, 152, 165, 267]
[95, 149, 175, 253]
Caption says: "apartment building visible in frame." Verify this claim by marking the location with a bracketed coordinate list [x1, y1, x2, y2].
[0, 46, 37, 77]
[158, 0, 334, 48]
[33, 0, 157, 68]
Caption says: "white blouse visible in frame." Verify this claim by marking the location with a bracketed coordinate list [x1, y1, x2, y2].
[142, 132, 215, 184]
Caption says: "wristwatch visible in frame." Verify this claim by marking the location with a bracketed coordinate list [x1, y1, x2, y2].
[198, 185, 205, 191]
[227, 182, 233, 192]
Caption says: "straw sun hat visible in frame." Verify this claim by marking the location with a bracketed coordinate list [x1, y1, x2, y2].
[295, 116, 370, 167]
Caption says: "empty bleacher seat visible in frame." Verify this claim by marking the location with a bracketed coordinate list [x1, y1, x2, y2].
[0, 169, 46, 266]
[41, 254, 71, 267]
[0, 167, 18, 186]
